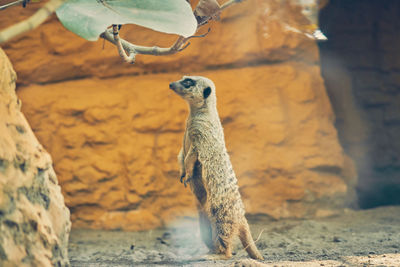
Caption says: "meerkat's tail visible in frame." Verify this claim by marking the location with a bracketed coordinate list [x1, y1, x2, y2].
[238, 219, 264, 260]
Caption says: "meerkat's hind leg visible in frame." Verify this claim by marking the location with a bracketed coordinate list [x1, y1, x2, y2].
[212, 223, 235, 259]
[222, 236, 233, 259]
[192, 230, 231, 261]
[203, 237, 233, 260]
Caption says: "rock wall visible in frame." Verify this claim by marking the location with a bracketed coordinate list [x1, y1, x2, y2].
[1, 0, 356, 230]
[319, 0, 400, 208]
[0, 49, 70, 266]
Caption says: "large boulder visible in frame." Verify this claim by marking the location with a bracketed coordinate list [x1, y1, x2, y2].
[0, 49, 71, 266]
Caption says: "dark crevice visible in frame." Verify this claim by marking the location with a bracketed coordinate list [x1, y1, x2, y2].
[115, 203, 140, 212]
[319, 0, 400, 209]
[309, 165, 342, 175]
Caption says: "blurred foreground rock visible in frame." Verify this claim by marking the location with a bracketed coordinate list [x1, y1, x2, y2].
[2, 0, 356, 230]
[0, 49, 71, 266]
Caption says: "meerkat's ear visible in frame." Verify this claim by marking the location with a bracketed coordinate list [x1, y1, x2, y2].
[203, 87, 211, 99]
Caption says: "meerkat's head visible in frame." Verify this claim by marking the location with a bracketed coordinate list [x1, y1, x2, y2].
[169, 76, 216, 108]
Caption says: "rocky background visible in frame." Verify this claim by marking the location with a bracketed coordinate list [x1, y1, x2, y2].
[0, 0, 359, 231]
[319, 0, 400, 208]
[0, 49, 70, 266]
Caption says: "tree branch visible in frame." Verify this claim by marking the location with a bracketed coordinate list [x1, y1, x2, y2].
[0, 0, 66, 44]
[101, 0, 245, 62]
[0, 0, 25, 11]
[101, 30, 188, 56]
[112, 24, 136, 64]
[220, 0, 244, 11]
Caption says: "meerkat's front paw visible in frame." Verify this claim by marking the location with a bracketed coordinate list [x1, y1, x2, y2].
[180, 168, 193, 187]
[180, 172, 186, 183]
[182, 175, 192, 187]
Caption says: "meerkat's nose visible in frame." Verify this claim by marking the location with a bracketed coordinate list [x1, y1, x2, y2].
[169, 82, 176, 90]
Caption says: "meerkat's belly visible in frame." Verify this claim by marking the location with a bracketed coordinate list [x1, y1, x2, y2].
[182, 130, 207, 206]
[190, 160, 208, 206]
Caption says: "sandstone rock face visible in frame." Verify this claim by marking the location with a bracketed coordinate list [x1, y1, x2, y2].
[2, 0, 356, 230]
[18, 63, 355, 229]
[0, 49, 71, 266]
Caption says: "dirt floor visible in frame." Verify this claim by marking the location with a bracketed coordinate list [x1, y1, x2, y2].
[68, 206, 400, 267]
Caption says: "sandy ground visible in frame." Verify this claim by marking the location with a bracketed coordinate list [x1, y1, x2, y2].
[68, 206, 400, 266]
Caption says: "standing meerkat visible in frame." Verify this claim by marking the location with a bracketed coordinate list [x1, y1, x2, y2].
[169, 76, 263, 260]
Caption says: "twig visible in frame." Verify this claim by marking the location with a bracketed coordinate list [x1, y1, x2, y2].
[174, 28, 210, 52]
[0, 0, 25, 11]
[101, 0, 245, 62]
[186, 27, 211, 40]
[112, 24, 136, 64]
[178, 42, 191, 52]
[101, 30, 189, 56]
[242, 228, 266, 251]
[0, 0, 66, 44]
[98, 0, 122, 16]
[220, 0, 244, 11]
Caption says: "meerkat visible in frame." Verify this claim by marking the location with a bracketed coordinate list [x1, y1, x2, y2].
[169, 76, 263, 260]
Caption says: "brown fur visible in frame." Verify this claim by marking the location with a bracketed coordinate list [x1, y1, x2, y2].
[170, 76, 263, 260]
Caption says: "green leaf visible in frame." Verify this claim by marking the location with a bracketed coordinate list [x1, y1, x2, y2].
[56, 0, 197, 41]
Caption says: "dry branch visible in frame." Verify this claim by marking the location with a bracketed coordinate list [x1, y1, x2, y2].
[0, 0, 66, 44]
[102, 0, 245, 63]
[0, 0, 25, 11]
[220, 0, 244, 11]
[112, 24, 136, 64]
[100, 30, 188, 57]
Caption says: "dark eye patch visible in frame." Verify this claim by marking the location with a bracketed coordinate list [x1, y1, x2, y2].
[180, 78, 196, 88]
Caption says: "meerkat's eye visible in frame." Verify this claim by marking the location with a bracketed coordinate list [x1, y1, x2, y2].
[180, 78, 196, 88]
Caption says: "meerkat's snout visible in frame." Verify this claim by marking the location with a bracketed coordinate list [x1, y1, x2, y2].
[169, 82, 177, 90]
[169, 81, 184, 97]
[169, 78, 192, 98]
